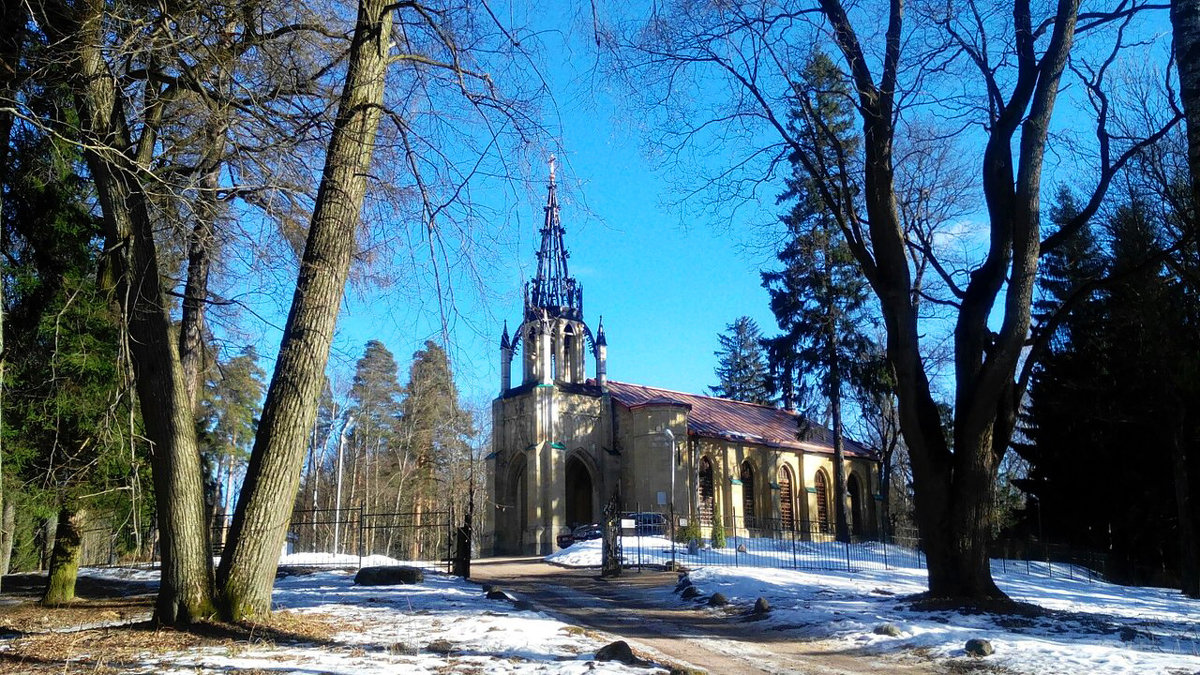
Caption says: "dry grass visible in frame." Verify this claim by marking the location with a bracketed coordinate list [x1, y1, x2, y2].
[0, 574, 347, 674]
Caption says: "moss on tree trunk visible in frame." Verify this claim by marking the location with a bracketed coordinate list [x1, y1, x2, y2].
[42, 507, 85, 605]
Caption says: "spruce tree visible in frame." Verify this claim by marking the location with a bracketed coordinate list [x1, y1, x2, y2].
[762, 52, 879, 543]
[709, 317, 772, 404]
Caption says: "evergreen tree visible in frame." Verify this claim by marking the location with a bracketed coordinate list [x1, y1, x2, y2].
[400, 341, 473, 556]
[762, 52, 879, 543]
[1018, 188, 1200, 591]
[2, 97, 147, 600]
[200, 347, 266, 532]
[709, 317, 772, 404]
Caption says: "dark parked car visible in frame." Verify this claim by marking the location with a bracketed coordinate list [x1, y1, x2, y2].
[556, 523, 603, 549]
[621, 512, 667, 536]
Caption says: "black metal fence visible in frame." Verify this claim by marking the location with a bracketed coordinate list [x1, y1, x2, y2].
[213, 507, 457, 572]
[612, 510, 925, 573]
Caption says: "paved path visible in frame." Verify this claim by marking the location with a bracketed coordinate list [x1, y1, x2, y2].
[470, 557, 937, 675]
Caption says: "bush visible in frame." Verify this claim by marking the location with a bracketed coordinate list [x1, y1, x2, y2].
[711, 502, 727, 549]
[677, 518, 702, 545]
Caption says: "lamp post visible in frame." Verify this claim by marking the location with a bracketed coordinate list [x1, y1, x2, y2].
[658, 428, 677, 570]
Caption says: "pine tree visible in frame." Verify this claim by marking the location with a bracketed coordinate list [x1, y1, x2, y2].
[709, 317, 772, 404]
[200, 347, 266, 537]
[762, 52, 880, 543]
[400, 341, 473, 557]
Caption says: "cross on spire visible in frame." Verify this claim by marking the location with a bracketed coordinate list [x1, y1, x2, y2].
[526, 155, 582, 320]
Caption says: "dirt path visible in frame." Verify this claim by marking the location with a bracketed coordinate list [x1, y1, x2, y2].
[470, 557, 938, 675]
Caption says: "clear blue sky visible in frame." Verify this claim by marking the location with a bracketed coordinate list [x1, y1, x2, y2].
[321, 6, 785, 410]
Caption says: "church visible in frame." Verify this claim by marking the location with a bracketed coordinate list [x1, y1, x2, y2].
[488, 163, 882, 555]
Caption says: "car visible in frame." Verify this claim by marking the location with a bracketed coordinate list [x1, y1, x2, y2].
[556, 523, 603, 549]
[621, 512, 667, 536]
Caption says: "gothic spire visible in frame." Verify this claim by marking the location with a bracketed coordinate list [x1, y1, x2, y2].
[526, 155, 583, 321]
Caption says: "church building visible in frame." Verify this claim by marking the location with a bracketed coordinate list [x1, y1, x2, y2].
[489, 162, 881, 555]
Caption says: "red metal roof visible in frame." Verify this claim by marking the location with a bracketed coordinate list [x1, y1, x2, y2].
[605, 380, 875, 458]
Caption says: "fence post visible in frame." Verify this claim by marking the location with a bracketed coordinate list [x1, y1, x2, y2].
[790, 521, 797, 570]
[844, 539, 852, 573]
[358, 505, 365, 569]
[882, 530, 889, 570]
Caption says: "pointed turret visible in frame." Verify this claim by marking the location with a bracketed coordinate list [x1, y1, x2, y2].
[595, 316, 608, 391]
[499, 321, 513, 393]
[525, 155, 583, 321]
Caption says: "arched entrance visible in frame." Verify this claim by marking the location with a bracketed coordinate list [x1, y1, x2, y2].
[779, 464, 796, 531]
[848, 473, 864, 537]
[814, 469, 831, 534]
[698, 456, 715, 525]
[506, 454, 528, 554]
[565, 455, 595, 527]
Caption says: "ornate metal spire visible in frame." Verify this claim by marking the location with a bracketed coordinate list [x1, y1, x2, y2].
[525, 155, 583, 321]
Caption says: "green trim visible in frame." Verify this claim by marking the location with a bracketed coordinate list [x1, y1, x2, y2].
[805, 487, 818, 494]
[524, 444, 537, 452]
[730, 478, 743, 486]
[769, 482, 781, 490]
[484, 451, 498, 460]
[550, 442, 566, 450]
[536, 383, 555, 388]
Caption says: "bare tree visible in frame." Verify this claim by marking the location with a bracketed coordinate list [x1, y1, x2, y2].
[606, 0, 1179, 600]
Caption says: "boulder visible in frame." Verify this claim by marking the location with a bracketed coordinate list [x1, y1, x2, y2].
[708, 592, 729, 607]
[353, 566, 424, 586]
[964, 638, 994, 657]
[752, 597, 770, 615]
[674, 577, 693, 593]
[486, 588, 511, 601]
[425, 639, 455, 654]
[595, 640, 640, 664]
[873, 623, 902, 637]
[681, 586, 701, 600]
[736, 544, 748, 553]
[388, 643, 418, 656]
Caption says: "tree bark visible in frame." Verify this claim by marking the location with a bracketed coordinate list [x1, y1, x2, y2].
[41, 506, 86, 605]
[1175, 0, 1200, 211]
[41, 0, 216, 624]
[215, 0, 394, 621]
[1171, 0, 1200, 600]
[0, 499, 14, 576]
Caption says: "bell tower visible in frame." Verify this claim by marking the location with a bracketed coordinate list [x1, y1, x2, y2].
[499, 156, 606, 392]
[491, 157, 614, 556]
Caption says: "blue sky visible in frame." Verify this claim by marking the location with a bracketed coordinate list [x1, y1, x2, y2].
[318, 5, 787, 410]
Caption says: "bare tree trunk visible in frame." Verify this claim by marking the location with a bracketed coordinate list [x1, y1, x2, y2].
[0, 0, 26, 596]
[41, 0, 216, 624]
[1171, 0, 1200, 599]
[0, 500, 14, 576]
[179, 126, 225, 406]
[41, 506, 86, 605]
[1176, 0, 1200, 210]
[215, 0, 394, 621]
[830, 345, 850, 543]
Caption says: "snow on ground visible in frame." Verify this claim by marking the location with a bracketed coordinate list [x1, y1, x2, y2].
[548, 538, 1200, 674]
[73, 565, 665, 674]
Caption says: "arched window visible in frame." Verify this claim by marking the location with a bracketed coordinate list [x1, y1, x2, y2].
[741, 461, 756, 528]
[699, 457, 715, 525]
[562, 324, 577, 382]
[814, 470, 831, 534]
[848, 473, 864, 537]
[779, 465, 796, 531]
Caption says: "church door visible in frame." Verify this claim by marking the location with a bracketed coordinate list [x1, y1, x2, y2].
[848, 473, 864, 537]
[779, 465, 796, 531]
[565, 455, 595, 527]
[698, 457, 714, 525]
[814, 470, 831, 534]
